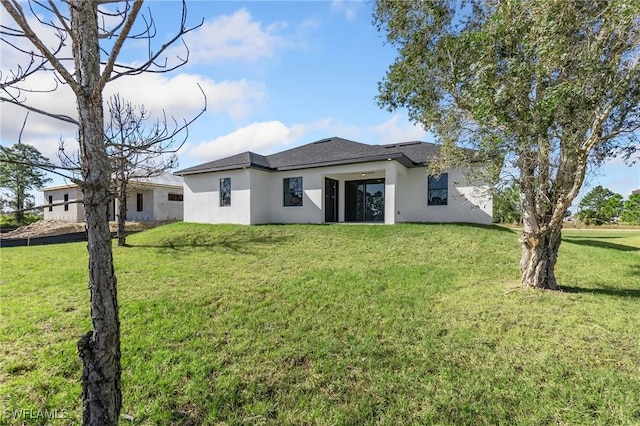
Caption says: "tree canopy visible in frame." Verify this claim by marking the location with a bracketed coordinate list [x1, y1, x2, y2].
[0, 143, 51, 223]
[374, 0, 640, 289]
[577, 185, 624, 225]
[621, 194, 640, 225]
[492, 183, 522, 224]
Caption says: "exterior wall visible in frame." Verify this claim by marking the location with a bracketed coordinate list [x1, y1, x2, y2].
[249, 169, 273, 224]
[151, 187, 184, 221]
[324, 167, 388, 223]
[124, 189, 154, 221]
[183, 169, 252, 224]
[43, 187, 84, 221]
[182, 161, 492, 225]
[267, 169, 323, 224]
[395, 167, 492, 224]
[267, 161, 395, 224]
[113, 186, 184, 221]
[44, 183, 183, 222]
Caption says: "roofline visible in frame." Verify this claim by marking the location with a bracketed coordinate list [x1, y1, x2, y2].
[127, 181, 183, 190]
[42, 179, 183, 192]
[276, 153, 413, 170]
[174, 162, 272, 176]
[39, 183, 79, 192]
[175, 153, 420, 175]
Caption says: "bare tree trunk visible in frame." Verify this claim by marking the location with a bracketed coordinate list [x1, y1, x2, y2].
[15, 193, 24, 223]
[117, 184, 127, 246]
[71, 2, 121, 425]
[520, 221, 562, 290]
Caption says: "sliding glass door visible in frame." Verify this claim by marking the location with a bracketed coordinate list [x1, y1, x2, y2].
[345, 178, 384, 222]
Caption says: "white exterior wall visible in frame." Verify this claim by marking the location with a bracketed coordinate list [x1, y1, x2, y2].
[151, 187, 184, 221]
[182, 161, 492, 225]
[124, 190, 154, 221]
[43, 187, 84, 221]
[396, 167, 492, 224]
[183, 169, 252, 224]
[113, 186, 183, 221]
[44, 182, 183, 222]
[268, 169, 323, 224]
[268, 161, 399, 224]
[249, 169, 273, 224]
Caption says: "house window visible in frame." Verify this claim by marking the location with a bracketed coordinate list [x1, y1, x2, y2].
[48, 195, 53, 212]
[64, 194, 69, 211]
[220, 178, 231, 206]
[283, 177, 303, 206]
[168, 193, 183, 201]
[136, 193, 143, 212]
[428, 173, 448, 206]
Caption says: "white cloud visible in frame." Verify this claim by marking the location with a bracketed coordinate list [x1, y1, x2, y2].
[184, 115, 435, 164]
[1, 72, 266, 160]
[372, 115, 428, 144]
[331, 0, 365, 20]
[187, 121, 306, 160]
[106, 73, 265, 120]
[172, 8, 291, 65]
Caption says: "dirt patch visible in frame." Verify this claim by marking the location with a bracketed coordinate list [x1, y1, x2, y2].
[2, 220, 155, 239]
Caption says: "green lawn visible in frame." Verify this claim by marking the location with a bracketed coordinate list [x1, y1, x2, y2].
[1, 223, 639, 425]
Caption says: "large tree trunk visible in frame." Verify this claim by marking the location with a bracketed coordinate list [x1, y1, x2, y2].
[71, 2, 121, 425]
[520, 223, 562, 290]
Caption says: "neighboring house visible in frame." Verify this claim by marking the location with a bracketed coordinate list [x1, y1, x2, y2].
[42, 173, 184, 222]
[174, 137, 492, 225]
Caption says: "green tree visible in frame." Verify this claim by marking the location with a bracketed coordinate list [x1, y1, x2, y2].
[0, 143, 51, 224]
[621, 194, 640, 225]
[493, 184, 522, 224]
[374, 0, 640, 289]
[577, 186, 624, 225]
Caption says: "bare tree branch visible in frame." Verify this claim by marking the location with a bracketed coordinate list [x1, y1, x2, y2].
[0, 95, 78, 124]
[95, 0, 143, 95]
[1, 0, 79, 94]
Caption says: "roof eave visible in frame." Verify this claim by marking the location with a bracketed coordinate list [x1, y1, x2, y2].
[275, 153, 410, 171]
[174, 162, 273, 176]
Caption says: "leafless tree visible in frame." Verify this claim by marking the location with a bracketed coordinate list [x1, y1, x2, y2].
[1, 1, 202, 424]
[60, 92, 204, 246]
[106, 93, 199, 246]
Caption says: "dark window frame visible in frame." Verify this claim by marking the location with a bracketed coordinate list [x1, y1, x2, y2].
[283, 177, 303, 207]
[63, 194, 69, 211]
[428, 173, 448, 206]
[168, 193, 183, 202]
[136, 193, 143, 212]
[220, 177, 231, 206]
[48, 195, 53, 212]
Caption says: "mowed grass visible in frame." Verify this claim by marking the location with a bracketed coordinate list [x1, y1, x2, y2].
[1, 223, 639, 425]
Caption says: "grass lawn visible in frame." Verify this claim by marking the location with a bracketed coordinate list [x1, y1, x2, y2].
[1, 223, 639, 425]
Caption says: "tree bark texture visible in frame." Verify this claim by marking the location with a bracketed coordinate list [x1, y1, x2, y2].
[520, 227, 561, 290]
[70, 2, 121, 425]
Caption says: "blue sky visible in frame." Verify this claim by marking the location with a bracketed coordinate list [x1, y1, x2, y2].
[1, 0, 638, 205]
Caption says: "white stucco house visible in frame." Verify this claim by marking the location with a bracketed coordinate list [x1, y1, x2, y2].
[174, 137, 492, 225]
[42, 173, 184, 222]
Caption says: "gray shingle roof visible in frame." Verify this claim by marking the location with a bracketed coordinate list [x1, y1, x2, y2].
[133, 173, 184, 187]
[174, 137, 445, 176]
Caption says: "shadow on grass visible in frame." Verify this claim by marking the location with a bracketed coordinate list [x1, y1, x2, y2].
[125, 232, 290, 254]
[402, 222, 519, 233]
[562, 237, 639, 252]
[559, 285, 640, 298]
